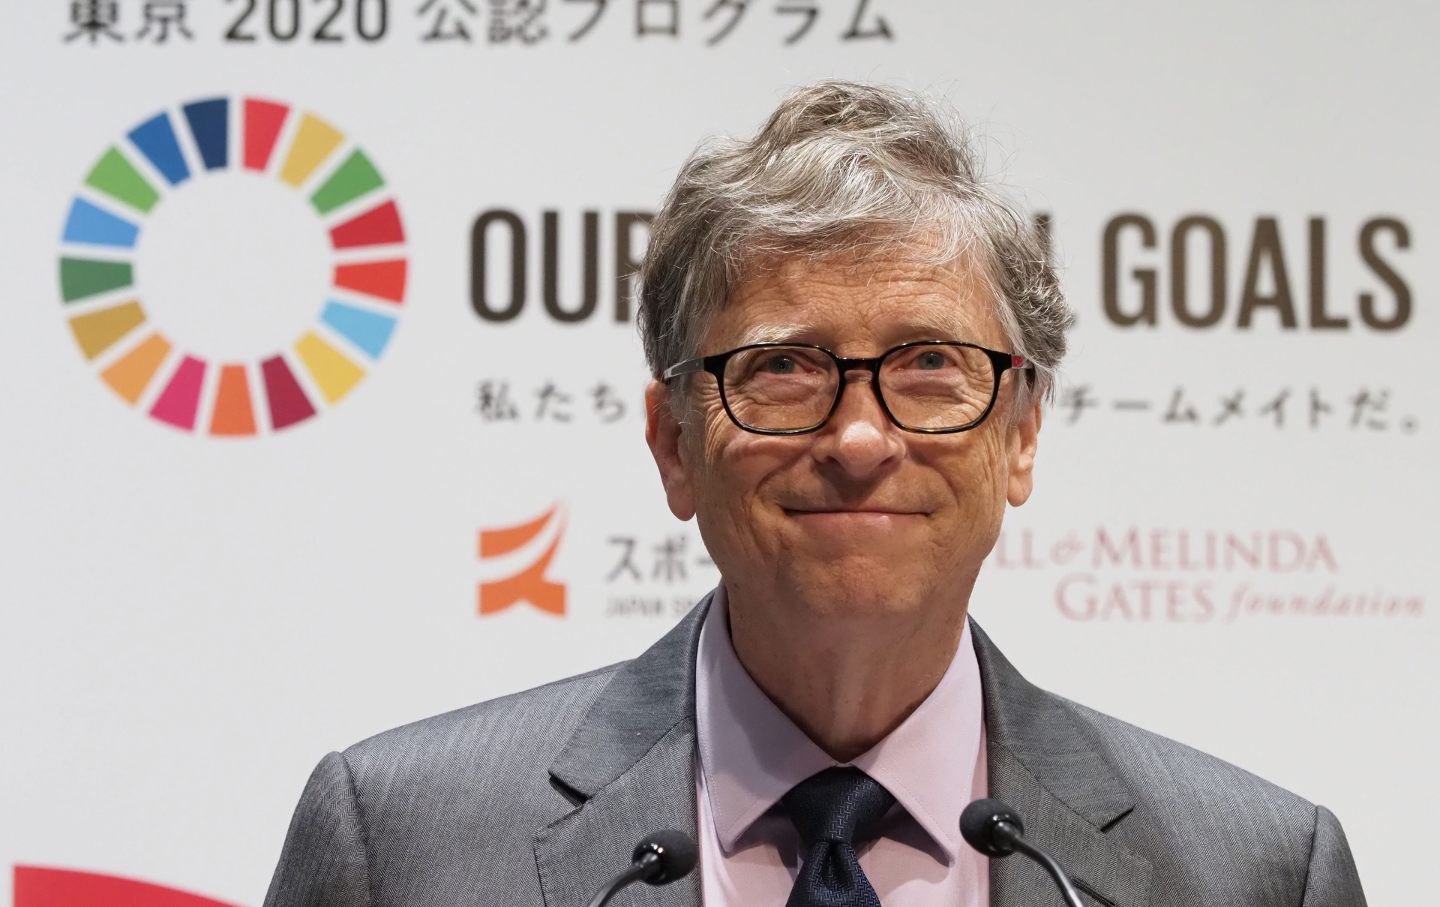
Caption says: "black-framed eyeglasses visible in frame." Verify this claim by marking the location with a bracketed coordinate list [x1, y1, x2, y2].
[660, 340, 1031, 435]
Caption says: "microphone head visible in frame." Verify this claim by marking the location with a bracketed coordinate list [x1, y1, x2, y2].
[960, 798, 1025, 858]
[633, 830, 698, 885]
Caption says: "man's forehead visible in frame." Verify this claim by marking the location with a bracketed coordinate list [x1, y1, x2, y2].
[712, 250, 1002, 346]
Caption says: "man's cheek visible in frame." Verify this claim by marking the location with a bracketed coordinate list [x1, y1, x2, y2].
[967, 433, 1009, 489]
[700, 413, 736, 464]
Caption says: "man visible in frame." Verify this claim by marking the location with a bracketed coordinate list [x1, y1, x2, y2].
[265, 82, 1366, 906]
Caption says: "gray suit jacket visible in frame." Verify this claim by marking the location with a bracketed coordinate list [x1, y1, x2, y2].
[264, 595, 1367, 906]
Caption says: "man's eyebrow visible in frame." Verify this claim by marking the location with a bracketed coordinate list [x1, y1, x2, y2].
[887, 313, 971, 340]
[734, 324, 817, 346]
[731, 314, 973, 348]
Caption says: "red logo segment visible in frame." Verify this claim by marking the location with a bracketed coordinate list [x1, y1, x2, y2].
[14, 866, 242, 907]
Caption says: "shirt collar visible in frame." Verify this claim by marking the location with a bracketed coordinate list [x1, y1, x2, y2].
[694, 584, 986, 863]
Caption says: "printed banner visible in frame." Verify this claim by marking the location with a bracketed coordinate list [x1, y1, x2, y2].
[1, 2, 1434, 903]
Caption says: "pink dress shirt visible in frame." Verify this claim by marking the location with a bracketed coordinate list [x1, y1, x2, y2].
[694, 586, 989, 906]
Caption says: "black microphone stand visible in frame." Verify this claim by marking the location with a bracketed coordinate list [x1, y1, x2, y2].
[586, 851, 663, 907]
[584, 831, 697, 907]
[990, 819, 1085, 907]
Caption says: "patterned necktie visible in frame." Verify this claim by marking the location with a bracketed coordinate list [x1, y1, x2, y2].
[782, 767, 897, 907]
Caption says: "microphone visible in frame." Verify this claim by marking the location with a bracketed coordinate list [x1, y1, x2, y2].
[585, 830, 698, 907]
[960, 798, 1085, 907]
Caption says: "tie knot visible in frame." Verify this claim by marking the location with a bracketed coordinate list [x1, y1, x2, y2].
[782, 767, 896, 848]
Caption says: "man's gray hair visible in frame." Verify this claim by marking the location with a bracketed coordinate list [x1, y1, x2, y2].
[637, 80, 1073, 404]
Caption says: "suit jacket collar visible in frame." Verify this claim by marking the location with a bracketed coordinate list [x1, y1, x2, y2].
[971, 622, 1135, 830]
[537, 592, 711, 907]
[547, 592, 710, 800]
[971, 623, 1153, 907]
[539, 595, 1152, 907]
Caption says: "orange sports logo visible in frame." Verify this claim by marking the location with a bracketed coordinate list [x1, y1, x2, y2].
[476, 505, 567, 617]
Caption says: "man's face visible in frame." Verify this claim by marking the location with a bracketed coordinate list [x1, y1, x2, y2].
[646, 250, 1041, 623]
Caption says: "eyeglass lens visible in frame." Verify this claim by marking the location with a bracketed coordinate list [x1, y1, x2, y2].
[722, 345, 995, 431]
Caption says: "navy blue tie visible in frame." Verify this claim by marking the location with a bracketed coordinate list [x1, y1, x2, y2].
[783, 767, 896, 907]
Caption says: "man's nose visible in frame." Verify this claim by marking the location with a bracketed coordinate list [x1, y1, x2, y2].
[808, 374, 906, 477]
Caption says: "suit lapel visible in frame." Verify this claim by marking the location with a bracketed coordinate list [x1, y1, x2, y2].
[534, 596, 712, 907]
[973, 622, 1153, 907]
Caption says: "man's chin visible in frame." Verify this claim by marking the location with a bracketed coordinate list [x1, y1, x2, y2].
[778, 563, 932, 619]
[777, 514, 931, 559]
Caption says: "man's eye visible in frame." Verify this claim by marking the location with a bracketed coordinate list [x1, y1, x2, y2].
[763, 356, 798, 374]
[915, 351, 950, 369]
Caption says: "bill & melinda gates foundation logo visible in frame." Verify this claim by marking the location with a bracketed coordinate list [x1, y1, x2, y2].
[57, 95, 407, 436]
[990, 526, 1425, 623]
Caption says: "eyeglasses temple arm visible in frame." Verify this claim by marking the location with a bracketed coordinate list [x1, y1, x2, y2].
[661, 358, 705, 381]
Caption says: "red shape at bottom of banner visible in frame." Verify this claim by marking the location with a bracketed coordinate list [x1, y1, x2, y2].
[13, 865, 243, 907]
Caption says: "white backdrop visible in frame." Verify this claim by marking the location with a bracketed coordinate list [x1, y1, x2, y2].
[2, 1, 1435, 904]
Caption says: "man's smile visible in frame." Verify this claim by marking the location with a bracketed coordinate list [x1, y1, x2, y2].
[781, 505, 931, 530]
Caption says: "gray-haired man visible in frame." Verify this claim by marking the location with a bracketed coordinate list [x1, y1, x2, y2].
[265, 82, 1367, 907]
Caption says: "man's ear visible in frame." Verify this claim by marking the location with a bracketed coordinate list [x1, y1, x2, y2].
[645, 380, 696, 520]
[1006, 396, 1042, 507]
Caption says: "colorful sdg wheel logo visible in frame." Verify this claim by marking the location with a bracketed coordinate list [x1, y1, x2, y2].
[58, 96, 407, 436]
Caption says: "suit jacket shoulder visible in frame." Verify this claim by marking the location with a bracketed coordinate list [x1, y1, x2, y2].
[1066, 694, 1312, 817]
[265, 662, 626, 907]
[972, 624, 1366, 907]
[267, 600, 708, 907]
[344, 659, 623, 796]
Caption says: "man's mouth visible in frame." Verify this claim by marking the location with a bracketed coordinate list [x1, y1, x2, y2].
[785, 507, 923, 514]
[781, 505, 931, 520]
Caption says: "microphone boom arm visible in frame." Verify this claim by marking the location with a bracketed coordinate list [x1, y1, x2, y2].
[994, 820, 1085, 907]
[586, 852, 659, 907]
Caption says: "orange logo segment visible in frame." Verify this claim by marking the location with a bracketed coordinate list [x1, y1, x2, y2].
[477, 506, 567, 617]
